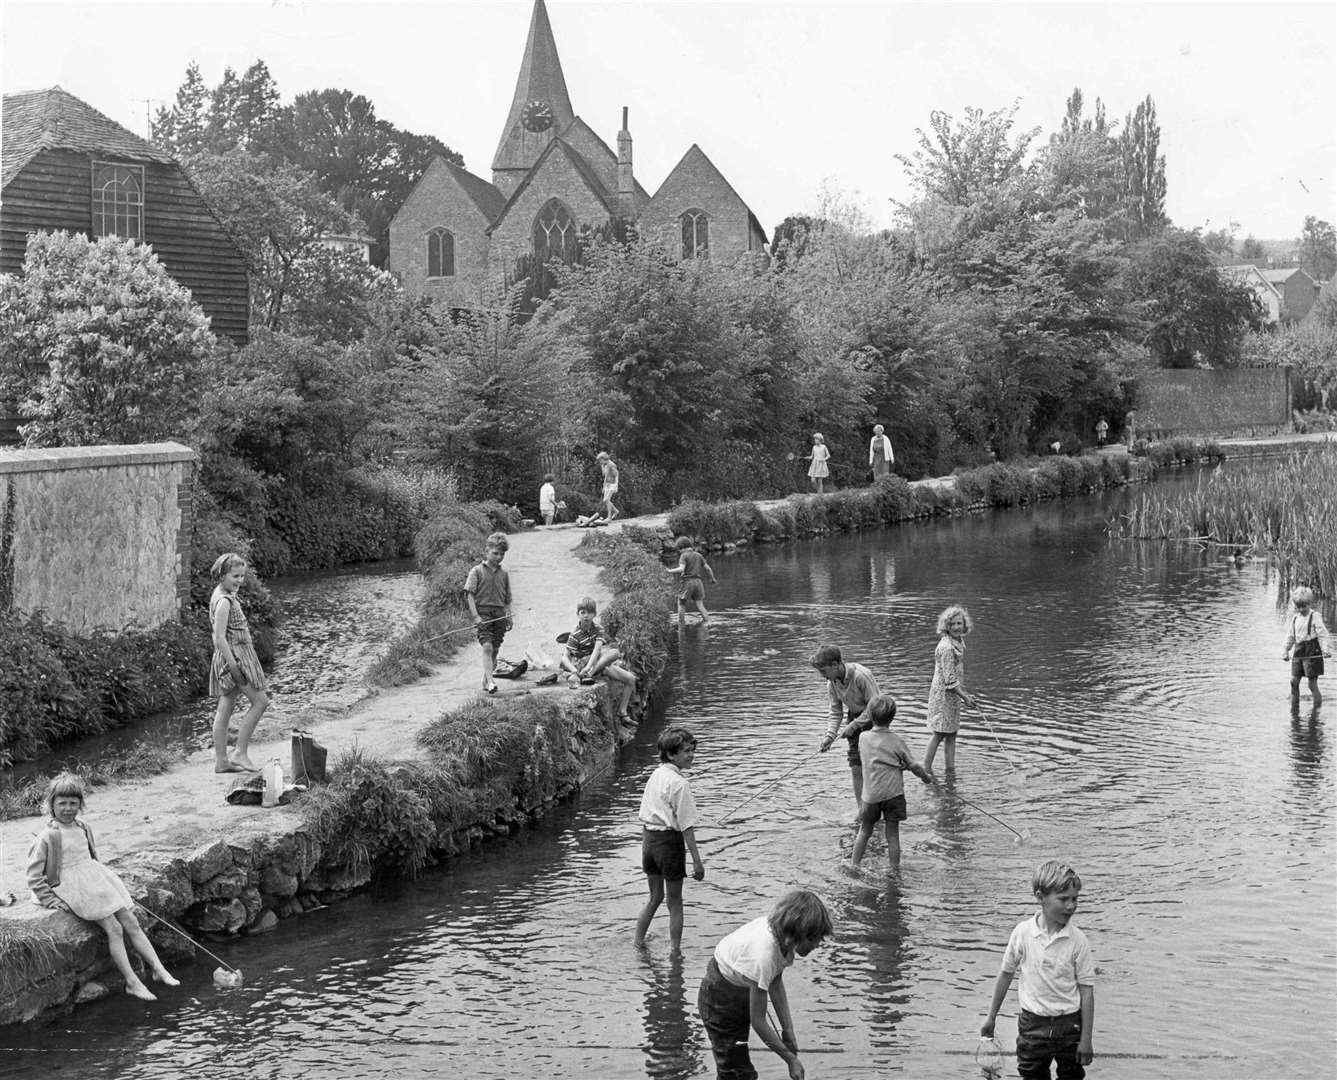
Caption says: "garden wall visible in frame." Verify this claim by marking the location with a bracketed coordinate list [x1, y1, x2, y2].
[1136, 368, 1292, 436]
[0, 442, 195, 631]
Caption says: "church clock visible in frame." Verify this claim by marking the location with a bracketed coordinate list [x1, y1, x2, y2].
[521, 99, 554, 133]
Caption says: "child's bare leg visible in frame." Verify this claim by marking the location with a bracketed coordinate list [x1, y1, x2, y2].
[923, 733, 943, 773]
[230, 689, 270, 771]
[543, 512, 554, 526]
[883, 819, 902, 865]
[117, 909, 177, 985]
[851, 820, 873, 866]
[99, 914, 155, 1000]
[212, 691, 240, 771]
[589, 647, 621, 677]
[943, 733, 958, 772]
[607, 665, 636, 716]
[696, 600, 709, 624]
[1310, 676, 1323, 707]
[849, 764, 863, 807]
[634, 875, 665, 947]
[665, 878, 686, 952]
[480, 641, 496, 687]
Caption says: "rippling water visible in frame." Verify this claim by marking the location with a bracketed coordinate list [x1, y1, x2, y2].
[5, 471, 1335, 1078]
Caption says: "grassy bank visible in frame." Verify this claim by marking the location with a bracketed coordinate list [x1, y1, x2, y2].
[1111, 445, 1337, 596]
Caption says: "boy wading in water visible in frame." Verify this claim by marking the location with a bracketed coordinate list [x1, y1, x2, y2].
[851, 695, 933, 868]
[1283, 585, 1330, 711]
[634, 726, 705, 951]
[982, 861, 1096, 1080]
[812, 645, 881, 809]
[668, 536, 718, 624]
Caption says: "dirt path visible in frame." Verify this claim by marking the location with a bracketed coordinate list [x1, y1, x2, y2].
[0, 524, 607, 904]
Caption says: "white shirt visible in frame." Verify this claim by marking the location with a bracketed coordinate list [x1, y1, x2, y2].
[539, 482, 556, 511]
[715, 915, 792, 989]
[638, 763, 698, 832]
[1001, 912, 1096, 1016]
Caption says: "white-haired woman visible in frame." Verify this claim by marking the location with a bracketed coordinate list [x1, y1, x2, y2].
[869, 424, 894, 480]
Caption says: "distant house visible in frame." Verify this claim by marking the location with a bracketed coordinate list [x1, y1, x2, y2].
[1, 87, 249, 343]
[1259, 267, 1317, 323]
[1221, 264, 1283, 325]
[318, 232, 376, 263]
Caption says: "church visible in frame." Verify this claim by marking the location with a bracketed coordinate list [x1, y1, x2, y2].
[388, 0, 768, 307]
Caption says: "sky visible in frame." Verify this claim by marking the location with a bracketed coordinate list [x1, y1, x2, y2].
[3, 0, 1334, 244]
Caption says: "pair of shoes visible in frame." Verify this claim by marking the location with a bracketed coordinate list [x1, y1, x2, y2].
[580, 675, 597, 685]
[485, 681, 498, 695]
[537, 672, 559, 686]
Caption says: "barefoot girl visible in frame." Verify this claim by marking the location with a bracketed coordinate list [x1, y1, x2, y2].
[923, 604, 976, 774]
[27, 774, 179, 1000]
[806, 432, 830, 495]
[210, 552, 270, 772]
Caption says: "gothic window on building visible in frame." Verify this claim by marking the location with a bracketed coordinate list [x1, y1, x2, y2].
[533, 198, 579, 265]
[426, 227, 455, 278]
[91, 162, 144, 241]
[680, 209, 709, 260]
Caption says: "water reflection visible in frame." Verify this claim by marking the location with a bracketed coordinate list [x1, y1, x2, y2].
[639, 951, 701, 1079]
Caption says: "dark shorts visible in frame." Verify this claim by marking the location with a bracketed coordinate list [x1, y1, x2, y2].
[474, 605, 508, 648]
[641, 827, 687, 881]
[679, 578, 705, 604]
[844, 711, 865, 767]
[1292, 648, 1324, 679]
[859, 794, 907, 826]
[1017, 1009, 1084, 1080]
[697, 957, 756, 1080]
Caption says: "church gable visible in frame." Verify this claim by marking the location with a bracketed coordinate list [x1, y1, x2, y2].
[388, 156, 499, 306]
[639, 144, 766, 262]
[560, 116, 649, 210]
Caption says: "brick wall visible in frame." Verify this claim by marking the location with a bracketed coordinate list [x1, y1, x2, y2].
[0, 442, 197, 631]
[1136, 368, 1292, 435]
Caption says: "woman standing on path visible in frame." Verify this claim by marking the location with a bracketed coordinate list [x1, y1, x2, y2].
[923, 605, 976, 775]
[807, 433, 830, 494]
[869, 424, 894, 480]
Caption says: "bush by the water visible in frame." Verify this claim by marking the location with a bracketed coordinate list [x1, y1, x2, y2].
[1111, 446, 1337, 596]
[0, 615, 207, 769]
[0, 738, 182, 820]
[576, 531, 677, 689]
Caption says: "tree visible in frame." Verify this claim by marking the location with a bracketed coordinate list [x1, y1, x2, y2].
[1239, 235, 1266, 261]
[1201, 227, 1236, 257]
[151, 62, 209, 157]
[1040, 88, 1121, 222]
[0, 232, 215, 446]
[896, 103, 1040, 208]
[1298, 217, 1337, 281]
[1125, 229, 1264, 367]
[1117, 95, 1167, 240]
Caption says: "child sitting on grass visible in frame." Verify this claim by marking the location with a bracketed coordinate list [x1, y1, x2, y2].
[560, 596, 637, 722]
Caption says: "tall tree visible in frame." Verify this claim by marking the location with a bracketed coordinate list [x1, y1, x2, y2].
[151, 62, 209, 156]
[1240, 235, 1266, 261]
[895, 102, 1040, 208]
[1298, 217, 1337, 281]
[1201, 227, 1236, 257]
[1118, 95, 1167, 240]
[1041, 88, 1120, 222]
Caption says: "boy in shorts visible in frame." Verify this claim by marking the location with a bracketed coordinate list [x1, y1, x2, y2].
[667, 536, 718, 624]
[981, 860, 1096, 1080]
[851, 695, 933, 867]
[1283, 584, 1331, 710]
[465, 531, 512, 695]
[559, 596, 637, 721]
[812, 644, 881, 809]
[634, 726, 705, 951]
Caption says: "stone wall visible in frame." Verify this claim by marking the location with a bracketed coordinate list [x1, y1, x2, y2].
[1136, 368, 1292, 436]
[0, 442, 196, 632]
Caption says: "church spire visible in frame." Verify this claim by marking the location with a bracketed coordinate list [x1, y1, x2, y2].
[491, 0, 576, 193]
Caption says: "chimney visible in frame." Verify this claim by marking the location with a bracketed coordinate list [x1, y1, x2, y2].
[617, 106, 635, 220]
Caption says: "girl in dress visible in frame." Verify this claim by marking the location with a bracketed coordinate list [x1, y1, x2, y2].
[806, 432, 831, 494]
[210, 552, 270, 773]
[27, 774, 179, 1000]
[923, 605, 977, 774]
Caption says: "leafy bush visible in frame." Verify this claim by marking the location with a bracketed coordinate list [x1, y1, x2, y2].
[576, 531, 676, 686]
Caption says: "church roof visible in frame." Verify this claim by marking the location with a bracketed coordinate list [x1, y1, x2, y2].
[492, 0, 576, 173]
[486, 136, 615, 235]
[441, 158, 507, 221]
[2, 86, 175, 189]
[1260, 267, 1312, 285]
[559, 116, 650, 203]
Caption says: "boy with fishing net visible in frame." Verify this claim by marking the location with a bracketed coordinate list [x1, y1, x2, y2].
[847, 695, 933, 867]
[812, 645, 881, 809]
[465, 532, 513, 695]
[634, 725, 705, 952]
[981, 860, 1096, 1079]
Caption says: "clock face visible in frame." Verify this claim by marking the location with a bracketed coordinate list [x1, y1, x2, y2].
[521, 99, 554, 133]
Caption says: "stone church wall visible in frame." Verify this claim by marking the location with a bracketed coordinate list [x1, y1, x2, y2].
[0, 443, 195, 633]
[639, 158, 755, 260]
[388, 165, 493, 309]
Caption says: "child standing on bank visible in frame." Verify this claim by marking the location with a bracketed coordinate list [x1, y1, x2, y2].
[209, 552, 270, 773]
[1283, 585, 1331, 709]
[698, 890, 833, 1080]
[27, 774, 179, 1001]
[539, 473, 558, 526]
[923, 604, 977, 774]
[634, 726, 705, 952]
[465, 532, 513, 695]
[667, 536, 718, 624]
[559, 597, 637, 721]
[850, 695, 933, 867]
[806, 432, 830, 494]
[981, 860, 1096, 1080]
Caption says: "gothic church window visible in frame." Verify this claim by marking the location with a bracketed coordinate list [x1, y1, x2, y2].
[680, 209, 709, 260]
[533, 198, 579, 265]
[426, 228, 455, 278]
[91, 162, 144, 241]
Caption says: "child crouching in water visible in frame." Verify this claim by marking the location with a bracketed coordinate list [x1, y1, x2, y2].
[981, 860, 1096, 1079]
[634, 725, 705, 951]
[698, 890, 833, 1080]
[27, 774, 178, 1000]
[849, 695, 933, 867]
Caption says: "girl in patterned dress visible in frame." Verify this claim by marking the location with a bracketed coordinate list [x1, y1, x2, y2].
[923, 605, 977, 775]
[806, 432, 831, 493]
[27, 774, 179, 1000]
[210, 552, 270, 773]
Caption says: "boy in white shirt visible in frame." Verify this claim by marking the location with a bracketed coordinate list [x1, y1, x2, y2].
[634, 726, 705, 952]
[1283, 584, 1331, 710]
[981, 860, 1096, 1080]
